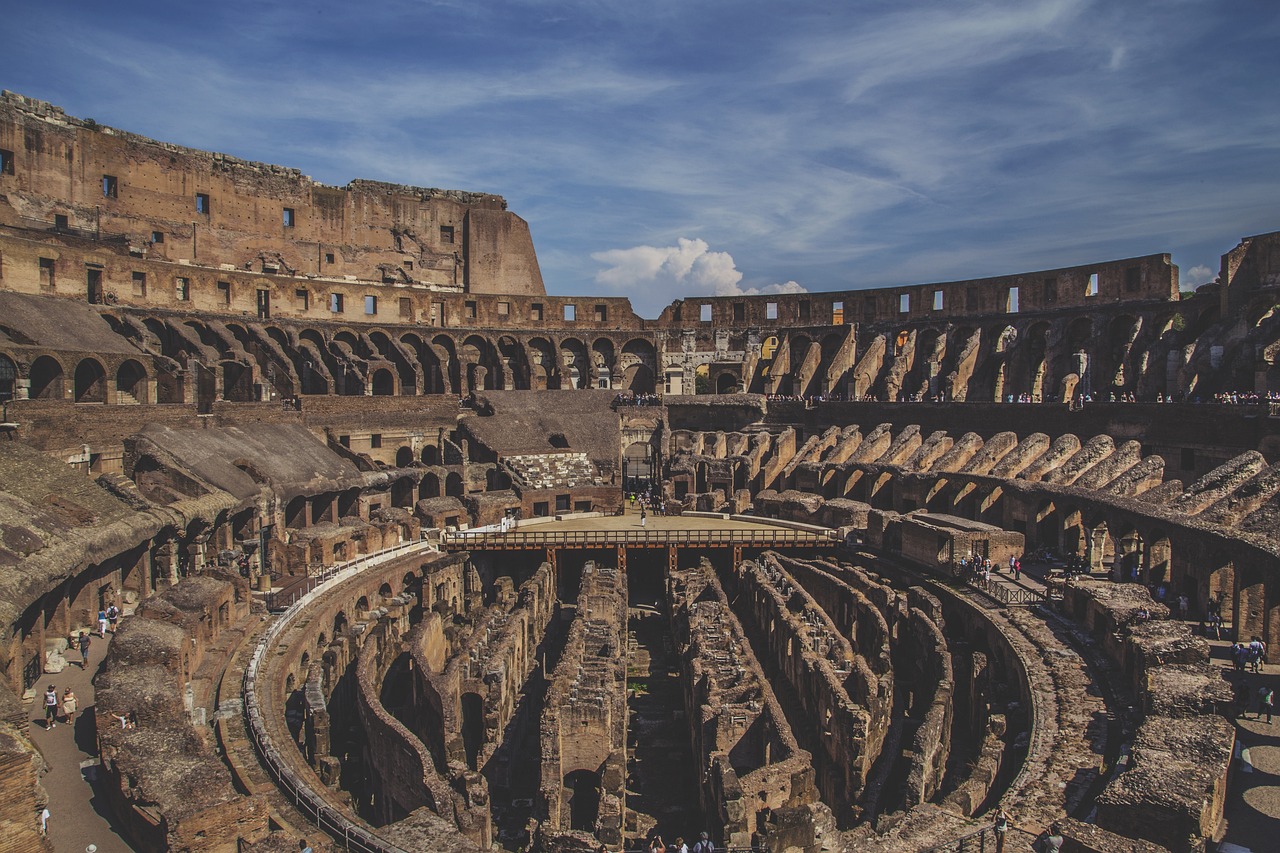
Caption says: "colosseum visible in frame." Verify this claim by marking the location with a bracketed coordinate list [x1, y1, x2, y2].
[0, 90, 1276, 853]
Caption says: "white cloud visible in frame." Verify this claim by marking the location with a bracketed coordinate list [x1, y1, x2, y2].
[593, 237, 744, 294]
[719, 280, 809, 297]
[1183, 264, 1216, 287]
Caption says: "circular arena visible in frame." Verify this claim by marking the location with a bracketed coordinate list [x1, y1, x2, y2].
[0, 91, 1273, 853]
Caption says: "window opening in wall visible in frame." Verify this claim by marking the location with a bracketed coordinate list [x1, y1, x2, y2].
[151, 231, 164, 244]
[39, 257, 55, 290]
[257, 289, 270, 319]
[1087, 272, 1099, 297]
[283, 208, 295, 227]
[131, 271, 146, 297]
[1125, 266, 1141, 292]
[933, 290, 944, 311]
[766, 301, 778, 320]
[465, 300, 477, 319]
[102, 175, 118, 198]
[399, 297, 412, 319]
[700, 304, 712, 322]
[595, 304, 607, 322]
[196, 193, 211, 215]
[217, 280, 231, 304]
[325, 252, 335, 265]
[497, 301, 510, 317]
[799, 300, 811, 321]
[364, 295, 377, 315]
[0, 149, 13, 175]
[339, 435, 350, 448]
[899, 293, 910, 313]
[295, 288, 309, 310]
[734, 302, 746, 322]
[54, 214, 68, 232]
[564, 304, 576, 321]
[531, 303, 543, 321]
[440, 225, 455, 243]
[87, 267, 103, 304]
[371, 434, 383, 449]
[176, 277, 190, 301]
[403, 259, 413, 270]
[1043, 277, 1057, 304]
[1006, 286, 1020, 313]
[330, 293, 344, 313]
[432, 301, 445, 326]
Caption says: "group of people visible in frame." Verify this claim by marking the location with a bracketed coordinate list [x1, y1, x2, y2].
[41, 685, 77, 729]
[1232, 637, 1269, 673]
[614, 392, 663, 407]
[641, 831, 716, 853]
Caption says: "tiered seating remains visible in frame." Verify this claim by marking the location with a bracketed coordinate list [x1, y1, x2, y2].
[503, 452, 602, 490]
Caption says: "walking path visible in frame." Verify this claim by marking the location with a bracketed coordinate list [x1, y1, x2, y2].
[32, 631, 132, 853]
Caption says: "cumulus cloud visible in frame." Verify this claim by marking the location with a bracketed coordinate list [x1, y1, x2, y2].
[1182, 265, 1216, 288]
[592, 238, 807, 303]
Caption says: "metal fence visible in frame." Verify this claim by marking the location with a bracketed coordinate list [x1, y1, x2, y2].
[443, 527, 836, 548]
[968, 574, 1046, 607]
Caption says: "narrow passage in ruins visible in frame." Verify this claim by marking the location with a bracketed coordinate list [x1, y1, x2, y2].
[625, 551, 701, 841]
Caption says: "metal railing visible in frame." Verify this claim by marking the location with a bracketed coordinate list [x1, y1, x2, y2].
[243, 539, 436, 853]
[443, 527, 837, 548]
[967, 573, 1046, 607]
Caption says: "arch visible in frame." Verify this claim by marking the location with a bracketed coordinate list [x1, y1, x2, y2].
[432, 334, 461, 395]
[402, 333, 444, 394]
[28, 355, 64, 400]
[396, 446, 415, 468]
[445, 472, 464, 497]
[419, 473, 441, 500]
[355, 595, 370, 613]
[371, 368, 396, 396]
[115, 359, 149, 404]
[591, 338, 616, 389]
[559, 338, 590, 390]
[379, 582, 394, 599]
[716, 372, 739, 394]
[498, 336, 529, 390]
[391, 478, 415, 508]
[73, 358, 107, 403]
[0, 353, 16, 402]
[621, 339, 657, 393]
[421, 445, 441, 466]
[565, 769, 602, 831]
[333, 611, 348, 636]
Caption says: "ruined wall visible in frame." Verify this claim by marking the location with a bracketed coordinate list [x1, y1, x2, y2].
[538, 560, 628, 846]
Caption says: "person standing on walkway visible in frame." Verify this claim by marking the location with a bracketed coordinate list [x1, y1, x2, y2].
[43, 686, 58, 729]
[77, 631, 91, 669]
[692, 832, 714, 853]
[1260, 685, 1275, 724]
[97, 609, 108, 638]
[39, 806, 48, 836]
[993, 807, 1010, 853]
[640, 506, 646, 528]
[106, 602, 120, 633]
[60, 688, 77, 726]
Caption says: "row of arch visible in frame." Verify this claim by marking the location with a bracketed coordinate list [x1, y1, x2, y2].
[3, 352, 152, 404]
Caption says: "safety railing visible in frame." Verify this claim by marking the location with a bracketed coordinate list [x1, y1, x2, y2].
[264, 541, 426, 612]
[244, 539, 436, 853]
[443, 527, 837, 549]
[969, 573, 1046, 607]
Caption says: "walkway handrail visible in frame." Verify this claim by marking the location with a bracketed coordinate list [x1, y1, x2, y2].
[443, 527, 837, 548]
[243, 538, 436, 853]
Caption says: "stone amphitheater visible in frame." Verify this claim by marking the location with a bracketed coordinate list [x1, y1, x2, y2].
[0, 90, 1276, 853]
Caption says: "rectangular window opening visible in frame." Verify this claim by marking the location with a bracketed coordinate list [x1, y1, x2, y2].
[295, 288, 309, 310]
[399, 297, 412, 319]
[933, 290, 944, 311]
[151, 231, 164, 244]
[531, 303, 543, 322]
[0, 149, 13, 175]
[1006, 286, 1020, 313]
[497, 301, 510, 317]
[440, 225, 455, 244]
[1087, 272, 1099, 297]
[131, 271, 147, 297]
[54, 214, 68, 232]
[256, 289, 270, 319]
[700, 304, 712, 322]
[899, 293, 910, 313]
[733, 302, 745, 322]
[217, 280, 231, 304]
[831, 301, 844, 325]
[1043, 277, 1058, 304]
[325, 252, 335, 265]
[766, 302, 778, 320]
[283, 208, 295, 227]
[403, 259, 413, 270]
[176, 277, 190, 301]
[799, 300, 811, 322]
[330, 293, 344, 313]
[564, 304, 576, 321]
[39, 257, 55, 290]
[465, 300, 477, 319]
[364, 295, 377, 315]
[370, 434, 383, 449]
[102, 175, 118, 198]
[594, 304, 607, 322]
[196, 193, 211, 215]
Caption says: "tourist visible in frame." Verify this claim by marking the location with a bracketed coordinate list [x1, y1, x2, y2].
[39, 806, 49, 836]
[672, 836, 688, 853]
[1250, 636, 1266, 672]
[649, 835, 664, 853]
[77, 631, 91, 669]
[1208, 610, 1223, 640]
[61, 688, 77, 726]
[1178, 594, 1189, 620]
[43, 685, 58, 729]
[300, 840, 313, 853]
[107, 601, 120, 633]
[640, 506, 647, 528]
[97, 608, 108, 638]
[692, 832, 714, 853]
[1040, 821, 1064, 852]
[992, 807, 1010, 853]
[1259, 685, 1275, 724]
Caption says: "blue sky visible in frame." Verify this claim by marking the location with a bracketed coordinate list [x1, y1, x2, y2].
[4, 0, 1279, 317]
